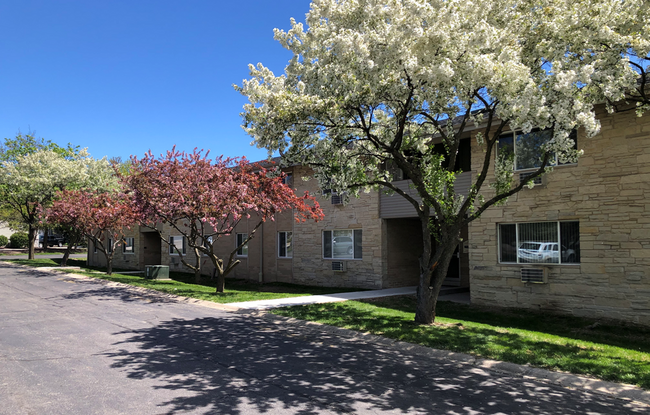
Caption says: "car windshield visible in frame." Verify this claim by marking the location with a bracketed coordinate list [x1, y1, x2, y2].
[520, 242, 541, 250]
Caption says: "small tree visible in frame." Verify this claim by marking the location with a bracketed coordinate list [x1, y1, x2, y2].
[120, 148, 323, 291]
[237, 0, 650, 324]
[44, 190, 137, 275]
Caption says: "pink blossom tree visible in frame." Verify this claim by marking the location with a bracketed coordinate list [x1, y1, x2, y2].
[44, 190, 137, 275]
[120, 148, 323, 291]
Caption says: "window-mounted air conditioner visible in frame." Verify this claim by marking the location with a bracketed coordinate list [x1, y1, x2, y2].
[519, 172, 544, 187]
[332, 261, 347, 272]
[521, 267, 548, 283]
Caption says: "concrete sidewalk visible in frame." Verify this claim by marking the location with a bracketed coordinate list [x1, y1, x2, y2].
[228, 286, 470, 310]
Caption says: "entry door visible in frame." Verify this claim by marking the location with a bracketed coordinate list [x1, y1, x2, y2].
[444, 246, 461, 286]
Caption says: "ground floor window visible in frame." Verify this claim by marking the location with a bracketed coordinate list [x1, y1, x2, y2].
[236, 233, 248, 257]
[323, 229, 362, 259]
[107, 237, 113, 254]
[278, 231, 293, 258]
[169, 235, 186, 255]
[499, 221, 580, 264]
[122, 237, 135, 253]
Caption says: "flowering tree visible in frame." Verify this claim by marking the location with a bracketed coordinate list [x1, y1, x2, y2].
[44, 190, 137, 275]
[0, 146, 116, 259]
[120, 148, 323, 291]
[237, 0, 650, 324]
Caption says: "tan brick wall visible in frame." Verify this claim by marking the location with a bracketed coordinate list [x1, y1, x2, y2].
[289, 166, 385, 289]
[468, 108, 650, 326]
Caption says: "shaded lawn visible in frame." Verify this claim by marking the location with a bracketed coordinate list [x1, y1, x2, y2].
[3, 258, 87, 267]
[2, 258, 363, 304]
[272, 296, 650, 389]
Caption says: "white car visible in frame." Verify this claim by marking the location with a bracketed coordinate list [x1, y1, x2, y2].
[518, 241, 559, 263]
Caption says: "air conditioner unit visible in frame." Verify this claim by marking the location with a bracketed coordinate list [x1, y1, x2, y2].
[519, 172, 544, 187]
[331, 194, 343, 205]
[332, 261, 347, 272]
[521, 267, 548, 283]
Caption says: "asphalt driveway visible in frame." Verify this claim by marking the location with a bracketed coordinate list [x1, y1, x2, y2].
[0, 263, 647, 414]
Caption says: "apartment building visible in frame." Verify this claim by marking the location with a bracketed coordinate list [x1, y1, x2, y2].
[88, 106, 650, 325]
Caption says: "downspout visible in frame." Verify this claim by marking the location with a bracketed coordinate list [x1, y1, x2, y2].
[258, 222, 264, 283]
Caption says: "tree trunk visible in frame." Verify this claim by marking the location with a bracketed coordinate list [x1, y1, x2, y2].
[60, 234, 80, 267]
[193, 247, 202, 284]
[415, 282, 438, 324]
[216, 273, 225, 293]
[27, 225, 36, 260]
[106, 260, 113, 275]
[414, 225, 461, 324]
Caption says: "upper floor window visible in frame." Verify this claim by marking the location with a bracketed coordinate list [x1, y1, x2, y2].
[497, 129, 577, 171]
[323, 229, 362, 259]
[499, 221, 580, 264]
[278, 231, 293, 258]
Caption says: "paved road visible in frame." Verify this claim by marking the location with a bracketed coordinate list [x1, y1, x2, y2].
[0, 264, 647, 414]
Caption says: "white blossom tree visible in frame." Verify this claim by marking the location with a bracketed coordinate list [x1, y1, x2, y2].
[237, 0, 650, 324]
[0, 149, 116, 259]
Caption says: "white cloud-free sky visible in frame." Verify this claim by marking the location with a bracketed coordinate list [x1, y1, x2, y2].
[0, 0, 310, 162]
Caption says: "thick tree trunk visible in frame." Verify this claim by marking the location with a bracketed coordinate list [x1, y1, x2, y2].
[27, 225, 36, 260]
[106, 260, 113, 275]
[414, 220, 461, 324]
[216, 274, 225, 293]
[415, 283, 438, 324]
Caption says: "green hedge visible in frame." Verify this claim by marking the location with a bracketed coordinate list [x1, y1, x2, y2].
[0, 235, 8, 247]
[9, 232, 29, 248]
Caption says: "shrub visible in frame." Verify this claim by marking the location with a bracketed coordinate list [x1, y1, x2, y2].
[0, 235, 8, 247]
[9, 232, 29, 248]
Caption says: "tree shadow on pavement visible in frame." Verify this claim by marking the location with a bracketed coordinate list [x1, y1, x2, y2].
[102, 315, 648, 415]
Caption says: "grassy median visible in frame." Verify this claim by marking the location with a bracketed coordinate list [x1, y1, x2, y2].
[272, 296, 650, 389]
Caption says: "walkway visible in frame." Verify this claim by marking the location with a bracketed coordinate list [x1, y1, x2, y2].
[229, 286, 470, 310]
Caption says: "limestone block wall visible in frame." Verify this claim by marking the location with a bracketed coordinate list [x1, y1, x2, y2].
[87, 228, 143, 271]
[468, 108, 650, 326]
[290, 166, 385, 289]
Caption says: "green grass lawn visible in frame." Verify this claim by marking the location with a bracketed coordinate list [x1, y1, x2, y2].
[272, 296, 650, 389]
[2, 258, 361, 304]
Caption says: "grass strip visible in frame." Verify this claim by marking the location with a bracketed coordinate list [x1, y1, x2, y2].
[272, 296, 650, 389]
[2, 258, 361, 304]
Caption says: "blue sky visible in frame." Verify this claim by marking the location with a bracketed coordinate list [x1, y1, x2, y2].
[0, 0, 311, 162]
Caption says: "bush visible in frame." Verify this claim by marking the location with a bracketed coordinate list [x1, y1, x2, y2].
[9, 232, 29, 248]
[0, 235, 8, 247]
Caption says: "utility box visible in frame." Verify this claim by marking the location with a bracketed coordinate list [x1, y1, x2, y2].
[145, 265, 170, 280]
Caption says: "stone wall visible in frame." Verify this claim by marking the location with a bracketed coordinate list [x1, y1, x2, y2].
[468, 107, 650, 326]
[289, 166, 385, 289]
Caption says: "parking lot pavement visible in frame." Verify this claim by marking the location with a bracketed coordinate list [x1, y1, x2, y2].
[1, 264, 648, 414]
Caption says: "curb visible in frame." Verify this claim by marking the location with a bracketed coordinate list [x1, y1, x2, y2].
[232, 309, 650, 407]
[5, 261, 649, 406]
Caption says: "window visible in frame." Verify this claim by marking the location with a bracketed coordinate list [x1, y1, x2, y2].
[107, 238, 113, 254]
[281, 173, 293, 186]
[497, 129, 577, 171]
[236, 233, 248, 257]
[278, 231, 293, 258]
[499, 221, 580, 264]
[169, 235, 186, 255]
[122, 237, 135, 254]
[201, 236, 213, 256]
[323, 229, 362, 259]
